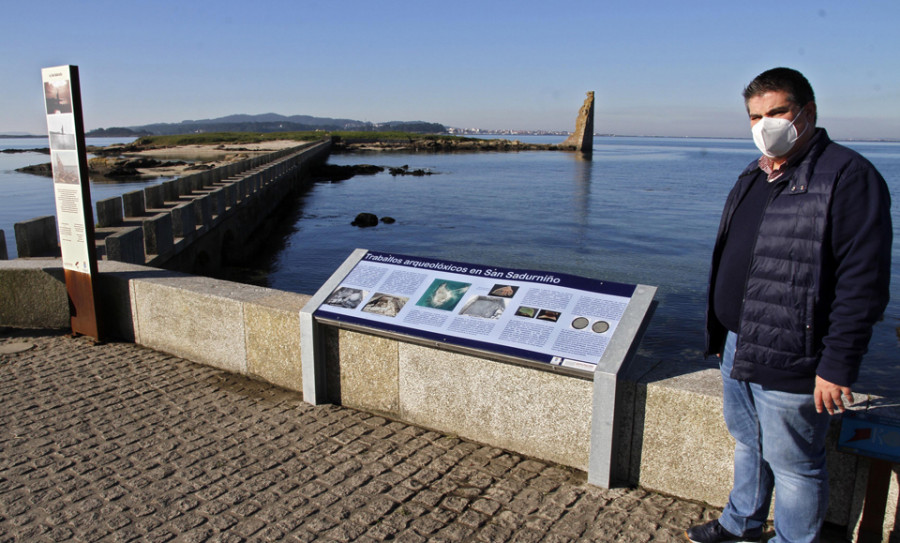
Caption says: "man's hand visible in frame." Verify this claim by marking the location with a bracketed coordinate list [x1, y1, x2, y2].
[815, 376, 854, 415]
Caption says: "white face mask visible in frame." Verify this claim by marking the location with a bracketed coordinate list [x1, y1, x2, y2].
[751, 106, 809, 158]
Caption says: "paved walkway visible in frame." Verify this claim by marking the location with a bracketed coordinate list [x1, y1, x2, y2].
[0, 330, 847, 542]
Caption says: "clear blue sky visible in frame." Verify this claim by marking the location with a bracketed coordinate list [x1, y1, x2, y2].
[3, 0, 899, 139]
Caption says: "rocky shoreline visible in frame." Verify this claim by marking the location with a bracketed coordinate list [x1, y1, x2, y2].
[12, 140, 305, 181]
[1, 147, 50, 155]
[9, 135, 574, 181]
[332, 136, 568, 153]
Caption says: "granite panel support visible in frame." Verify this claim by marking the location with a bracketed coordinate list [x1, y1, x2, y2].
[131, 276, 247, 374]
[397, 344, 593, 470]
[334, 330, 400, 414]
[244, 291, 310, 392]
[14, 215, 58, 257]
[629, 371, 735, 506]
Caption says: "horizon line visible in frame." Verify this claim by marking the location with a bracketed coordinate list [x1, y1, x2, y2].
[1, 131, 898, 144]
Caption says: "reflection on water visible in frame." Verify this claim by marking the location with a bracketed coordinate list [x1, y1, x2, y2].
[0, 137, 159, 258]
[262, 137, 900, 396]
[2, 136, 899, 395]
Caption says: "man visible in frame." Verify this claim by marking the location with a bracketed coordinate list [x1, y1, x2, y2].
[687, 68, 892, 543]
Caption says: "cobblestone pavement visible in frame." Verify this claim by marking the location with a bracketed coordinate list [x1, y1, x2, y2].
[0, 330, 847, 542]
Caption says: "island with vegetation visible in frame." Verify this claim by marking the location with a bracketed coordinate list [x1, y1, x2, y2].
[12, 131, 570, 181]
[113, 131, 565, 152]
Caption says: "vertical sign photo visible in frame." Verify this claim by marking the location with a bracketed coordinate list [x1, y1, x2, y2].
[42, 65, 101, 341]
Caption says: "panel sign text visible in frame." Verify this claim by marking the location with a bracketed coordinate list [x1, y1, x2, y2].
[313, 251, 637, 373]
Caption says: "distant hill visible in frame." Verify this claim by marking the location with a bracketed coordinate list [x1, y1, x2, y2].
[87, 127, 154, 137]
[86, 113, 446, 137]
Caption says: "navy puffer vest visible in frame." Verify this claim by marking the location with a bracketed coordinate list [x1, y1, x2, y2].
[706, 129, 892, 392]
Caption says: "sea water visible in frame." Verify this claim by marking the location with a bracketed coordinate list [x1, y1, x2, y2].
[264, 136, 900, 395]
[0, 136, 159, 258]
[2, 135, 899, 395]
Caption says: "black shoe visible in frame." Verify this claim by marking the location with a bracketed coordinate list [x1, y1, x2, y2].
[684, 519, 761, 543]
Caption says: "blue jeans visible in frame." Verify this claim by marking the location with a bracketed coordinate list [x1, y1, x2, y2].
[718, 332, 832, 543]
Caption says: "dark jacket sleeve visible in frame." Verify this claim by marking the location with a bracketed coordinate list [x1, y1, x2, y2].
[816, 159, 892, 386]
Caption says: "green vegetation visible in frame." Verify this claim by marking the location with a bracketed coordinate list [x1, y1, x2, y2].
[133, 131, 476, 148]
[328, 131, 475, 143]
[133, 132, 319, 147]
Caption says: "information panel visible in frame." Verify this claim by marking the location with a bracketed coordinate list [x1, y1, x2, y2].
[838, 412, 900, 464]
[41, 65, 100, 340]
[313, 251, 638, 373]
[42, 65, 94, 273]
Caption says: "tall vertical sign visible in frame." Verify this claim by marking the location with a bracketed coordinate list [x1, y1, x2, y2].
[42, 65, 101, 341]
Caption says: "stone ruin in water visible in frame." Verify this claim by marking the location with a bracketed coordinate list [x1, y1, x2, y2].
[560, 91, 595, 154]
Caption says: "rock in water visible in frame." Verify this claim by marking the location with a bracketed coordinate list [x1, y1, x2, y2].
[351, 213, 379, 227]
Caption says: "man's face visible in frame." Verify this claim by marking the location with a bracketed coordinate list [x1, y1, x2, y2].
[746, 89, 817, 132]
[747, 90, 802, 127]
[746, 89, 816, 158]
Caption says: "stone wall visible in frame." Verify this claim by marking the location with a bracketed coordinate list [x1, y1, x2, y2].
[0, 259, 894, 540]
[7, 141, 331, 276]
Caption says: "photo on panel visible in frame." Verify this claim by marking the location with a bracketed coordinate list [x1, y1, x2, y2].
[460, 296, 507, 319]
[489, 284, 518, 298]
[515, 306, 537, 318]
[536, 309, 561, 323]
[51, 150, 80, 185]
[325, 287, 368, 310]
[44, 79, 73, 114]
[46, 114, 76, 150]
[362, 293, 408, 317]
[416, 279, 470, 311]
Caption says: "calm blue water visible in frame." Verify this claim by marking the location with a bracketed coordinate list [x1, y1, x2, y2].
[3, 135, 899, 395]
[0, 136, 158, 259]
[266, 136, 900, 394]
